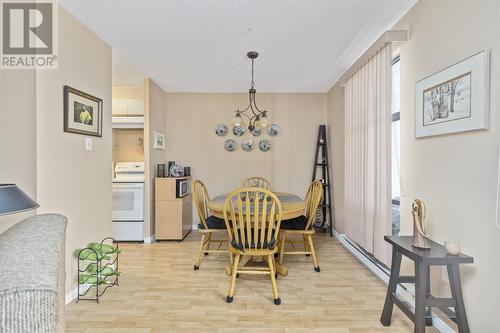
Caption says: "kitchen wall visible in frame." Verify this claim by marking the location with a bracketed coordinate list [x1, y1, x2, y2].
[393, 0, 500, 331]
[0, 70, 37, 232]
[35, 6, 112, 298]
[144, 79, 167, 239]
[112, 129, 144, 162]
[164, 93, 327, 225]
[326, 85, 345, 233]
[112, 86, 143, 100]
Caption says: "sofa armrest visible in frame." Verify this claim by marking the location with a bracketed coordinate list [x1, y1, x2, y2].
[0, 214, 67, 333]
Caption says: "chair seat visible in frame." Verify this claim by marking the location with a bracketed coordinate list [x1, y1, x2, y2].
[281, 215, 311, 230]
[230, 229, 276, 251]
[198, 215, 227, 230]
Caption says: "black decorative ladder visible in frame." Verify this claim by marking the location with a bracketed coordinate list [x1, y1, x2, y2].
[312, 124, 334, 236]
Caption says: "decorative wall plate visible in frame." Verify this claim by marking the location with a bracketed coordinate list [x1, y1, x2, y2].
[241, 139, 254, 152]
[215, 123, 228, 136]
[233, 125, 245, 136]
[259, 139, 271, 152]
[251, 127, 261, 136]
[267, 124, 280, 136]
[224, 139, 237, 151]
[169, 164, 184, 177]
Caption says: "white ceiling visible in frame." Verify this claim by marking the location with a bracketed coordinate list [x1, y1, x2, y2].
[59, 0, 416, 92]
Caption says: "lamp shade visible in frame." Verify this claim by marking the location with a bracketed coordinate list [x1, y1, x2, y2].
[0, 184, 39, 216]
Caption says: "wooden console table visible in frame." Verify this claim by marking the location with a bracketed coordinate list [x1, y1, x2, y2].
[380, 236, 473, 333]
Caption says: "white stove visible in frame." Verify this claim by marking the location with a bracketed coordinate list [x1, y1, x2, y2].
[112, 162, 145, 241]
[113, 162, 145, 183]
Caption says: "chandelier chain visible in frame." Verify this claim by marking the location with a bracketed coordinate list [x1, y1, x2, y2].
[251, 58, 255, 89]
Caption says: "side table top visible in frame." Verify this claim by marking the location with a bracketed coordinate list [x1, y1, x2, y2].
[385, 236, 473, 264]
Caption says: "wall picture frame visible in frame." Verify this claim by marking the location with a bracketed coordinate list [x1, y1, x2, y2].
[154, 131, 166, 150]
[63, 85, 103, 137]
[415, 50, 489, 138]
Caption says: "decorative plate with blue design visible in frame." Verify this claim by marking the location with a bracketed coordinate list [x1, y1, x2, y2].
[224, 139, 237, 152]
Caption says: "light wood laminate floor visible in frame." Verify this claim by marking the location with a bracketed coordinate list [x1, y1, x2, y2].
[66, 231, 436, 333]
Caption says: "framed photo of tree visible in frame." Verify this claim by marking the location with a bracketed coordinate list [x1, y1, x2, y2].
[63, 85, 103, 137]
[415, 50, 489, 138]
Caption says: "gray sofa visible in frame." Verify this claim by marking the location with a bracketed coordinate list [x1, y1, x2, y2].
[0, 214, 67, 333]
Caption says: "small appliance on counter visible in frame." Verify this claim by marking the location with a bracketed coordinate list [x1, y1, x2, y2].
[176, 178, 191, 198]
[112, 162, 145, 241]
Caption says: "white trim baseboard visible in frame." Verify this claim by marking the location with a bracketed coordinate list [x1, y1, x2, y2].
[65, 287, 78, 305]
[144, 234, 156, 244]
[332, 230, 456, 333]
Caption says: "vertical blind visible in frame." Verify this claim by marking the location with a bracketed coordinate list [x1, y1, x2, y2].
[344, 45, 392, 265]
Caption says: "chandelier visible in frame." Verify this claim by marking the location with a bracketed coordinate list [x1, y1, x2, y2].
[230, 51, 270, 132]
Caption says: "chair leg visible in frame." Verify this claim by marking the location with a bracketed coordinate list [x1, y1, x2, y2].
[205, 233, 212, 255]
[226, 254, 240, 303]
[267, 255, 281, 305]
[303, 234, 310, 257]
[194, 234, 206, 270]
[279, 232, 286, 265]
[307, 235, 320, 272]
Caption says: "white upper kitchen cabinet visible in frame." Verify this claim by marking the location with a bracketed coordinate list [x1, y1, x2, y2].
[112, 98, 144, 116]
[126, 99, 144, 116]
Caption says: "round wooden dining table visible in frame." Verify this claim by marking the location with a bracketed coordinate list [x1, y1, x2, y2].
[207, 192, 306, 276]
[208, 192, 306, 220]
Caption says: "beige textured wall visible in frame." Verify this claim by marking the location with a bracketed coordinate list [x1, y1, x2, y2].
[112, 86, 143, 99]
[144, 79, 167, 238]
[0, 70, 37, 232]
[326, 85, 345, 233]
[36, 7, 112, 296]
[394, 0, 500, 331]
[164, 93, 326, 225]
[113, 129, 144, 162]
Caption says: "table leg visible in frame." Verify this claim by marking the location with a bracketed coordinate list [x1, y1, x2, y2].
[425, 268, 433, 326]
[381, 248, 402, 326]
[414, 261, 429, 333]
[447, 264, 470, 333]
[275, 262, 288, 276]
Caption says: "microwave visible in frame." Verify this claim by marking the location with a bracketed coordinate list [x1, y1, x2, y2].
[176, 178, 191, 198]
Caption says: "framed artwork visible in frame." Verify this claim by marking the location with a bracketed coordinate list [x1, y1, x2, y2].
[63, 86, 103, 137]
[154, 131, 166, 150]
[415, 50, 489, 138]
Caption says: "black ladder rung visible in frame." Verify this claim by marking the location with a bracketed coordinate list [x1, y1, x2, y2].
[319, 204, 330, 208]
[315, 163, 328, 166]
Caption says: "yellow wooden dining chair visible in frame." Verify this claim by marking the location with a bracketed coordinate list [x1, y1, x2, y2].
[192, 180, 228, 270]
[278, 179, 323, 272]
[223, 187, 283, 305]
[242, 176, 271, 190]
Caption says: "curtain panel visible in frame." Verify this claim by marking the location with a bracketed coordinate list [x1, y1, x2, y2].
[344, 45, 392, 265]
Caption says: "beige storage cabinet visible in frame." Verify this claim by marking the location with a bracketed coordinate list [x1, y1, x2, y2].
[155, 177, 192, 240]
